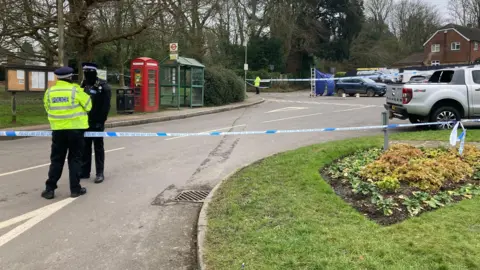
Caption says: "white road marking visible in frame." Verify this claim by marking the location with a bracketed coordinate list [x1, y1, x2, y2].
[165, 124, 246, 141]
[266, 107, 308, 113]
[262, 112, 324, 123]
[333, 105, 376, 113]
[266, 98, 369, 107]
[0, 147, 125, 178]
[0, 197, 77, 248]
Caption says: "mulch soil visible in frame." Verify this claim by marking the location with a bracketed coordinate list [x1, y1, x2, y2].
[320, 168, 477, 226]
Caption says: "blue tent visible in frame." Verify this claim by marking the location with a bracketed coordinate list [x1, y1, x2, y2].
[315, 70, 335, 96]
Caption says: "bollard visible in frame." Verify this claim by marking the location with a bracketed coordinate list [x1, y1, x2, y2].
[356, 93, 360, 98]
[382, 111, 389, 150]
[11, 92, 17, 124]
[342, 93, 346, 98]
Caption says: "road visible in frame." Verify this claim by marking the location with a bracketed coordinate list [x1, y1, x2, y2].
[0, 92, 406, 269]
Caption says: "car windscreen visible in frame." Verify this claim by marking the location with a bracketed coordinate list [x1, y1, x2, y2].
[362, 78, 376, 84]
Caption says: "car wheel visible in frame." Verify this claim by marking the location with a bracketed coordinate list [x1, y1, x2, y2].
[337, 89, 345, 96]
[430, 106, 460, 130]
[366, 88, 375, 97]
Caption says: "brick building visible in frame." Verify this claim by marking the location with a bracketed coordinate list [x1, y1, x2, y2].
[393, 24, 480, 68]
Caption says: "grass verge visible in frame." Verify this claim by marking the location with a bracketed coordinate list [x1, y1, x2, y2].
[389, 128, 480, 142]
[205, 135, 480, 269]
[390, 128, 480, 141]
[0, 85, 120, 128]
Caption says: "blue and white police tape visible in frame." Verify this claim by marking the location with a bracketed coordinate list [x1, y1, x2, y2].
[246, 75, 406, 83]
[246, 81, 271, 88]
[2, 119, 480, 138]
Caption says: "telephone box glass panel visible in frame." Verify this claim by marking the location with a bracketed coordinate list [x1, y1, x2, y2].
[148, 69, 156, 106]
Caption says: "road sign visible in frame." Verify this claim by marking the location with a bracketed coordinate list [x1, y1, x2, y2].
[170, 43, 178, 52]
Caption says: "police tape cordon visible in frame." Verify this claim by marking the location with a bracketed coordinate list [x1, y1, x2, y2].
[1, 119, 480, 138]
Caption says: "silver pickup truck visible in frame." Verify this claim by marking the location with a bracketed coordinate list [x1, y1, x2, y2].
[384, 67, 480, 129]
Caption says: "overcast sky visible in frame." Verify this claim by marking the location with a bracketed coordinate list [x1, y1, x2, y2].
[422, 0, 451, 23]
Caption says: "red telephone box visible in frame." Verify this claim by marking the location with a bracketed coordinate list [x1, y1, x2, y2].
[130, 57, 159, 112]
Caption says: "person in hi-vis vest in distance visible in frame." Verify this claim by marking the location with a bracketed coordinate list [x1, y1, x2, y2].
[41, 67, 92, 200]
[254, 76, 261, 95]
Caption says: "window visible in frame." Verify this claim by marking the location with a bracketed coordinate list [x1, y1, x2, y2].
[431, 44, 440, 52]
[475, 42, 479, 51]
[472, 70, 480, 84]
[429, 70, 454, 83]
[451, 42, 461, 51]
[431, 60, 441, 66]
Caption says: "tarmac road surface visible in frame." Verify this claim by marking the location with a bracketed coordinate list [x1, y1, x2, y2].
[0, 92, 414, 269]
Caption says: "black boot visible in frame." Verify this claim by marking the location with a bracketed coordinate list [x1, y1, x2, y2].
[94, 174, 104, 184]
[70, 187, 87, 198]
[41, 190, 55, 200]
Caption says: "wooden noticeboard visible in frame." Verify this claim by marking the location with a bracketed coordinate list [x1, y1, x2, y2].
[5, 65, 58, 92]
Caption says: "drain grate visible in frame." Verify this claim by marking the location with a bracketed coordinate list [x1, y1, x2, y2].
[174, 190, 210, 202]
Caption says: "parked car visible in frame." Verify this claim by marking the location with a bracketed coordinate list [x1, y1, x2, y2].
[384, 67, 480, 129]
[335, 78, 387, 97]
[356, 71, 382, 82]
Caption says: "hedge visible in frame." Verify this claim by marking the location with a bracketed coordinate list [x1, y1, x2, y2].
[204, 66, 245, 106]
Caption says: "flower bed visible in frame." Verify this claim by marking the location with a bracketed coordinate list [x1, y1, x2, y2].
[323, 143, 480, 225]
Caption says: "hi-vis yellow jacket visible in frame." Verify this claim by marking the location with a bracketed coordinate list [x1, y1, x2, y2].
[254, 76, 261, 87]
[43, 80, 92, 130]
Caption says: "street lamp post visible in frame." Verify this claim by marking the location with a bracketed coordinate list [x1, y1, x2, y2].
[244, 40, 247, 97]
[57, 0, 64, 66]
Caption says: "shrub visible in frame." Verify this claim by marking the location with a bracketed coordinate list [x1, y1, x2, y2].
[360, 144, 422, 181]
[204, 66, 245, 106]
[361, 144, 476, 191]
[376, 176, 400, 192]
[460, 144, 480, 167]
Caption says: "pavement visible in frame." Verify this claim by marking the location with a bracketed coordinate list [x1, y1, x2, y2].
[0, 91, 433, 269]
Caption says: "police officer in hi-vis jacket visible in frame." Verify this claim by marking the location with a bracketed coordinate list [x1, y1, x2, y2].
[41, 66, 92, 199]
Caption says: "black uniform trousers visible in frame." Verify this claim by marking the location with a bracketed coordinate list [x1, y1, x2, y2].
[45, 130, 84, 193]
[81, 123, 105, 176]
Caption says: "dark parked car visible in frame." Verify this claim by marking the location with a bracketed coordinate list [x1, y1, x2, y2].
[335, 78, 387, 97]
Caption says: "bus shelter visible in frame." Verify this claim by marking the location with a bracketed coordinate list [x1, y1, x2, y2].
[159, 56, 205, 108]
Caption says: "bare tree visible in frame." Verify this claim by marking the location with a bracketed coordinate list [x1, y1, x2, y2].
[448, 0, 480, 27]
[0, 0, 58, 64]
[65, 0, 163, 76]
[365, 0, 394, 25]
[390, 0, 441, 54]
[160, 0, 222, 60]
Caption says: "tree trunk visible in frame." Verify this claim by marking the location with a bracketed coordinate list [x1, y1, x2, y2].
[76, 46, 92, 83]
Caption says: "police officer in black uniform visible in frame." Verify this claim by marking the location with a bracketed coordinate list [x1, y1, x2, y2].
[80, 62, 111, 183]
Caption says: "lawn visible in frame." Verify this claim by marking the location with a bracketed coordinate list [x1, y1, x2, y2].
[0, 84, 119, 128]
[205, 134, 480, 270]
